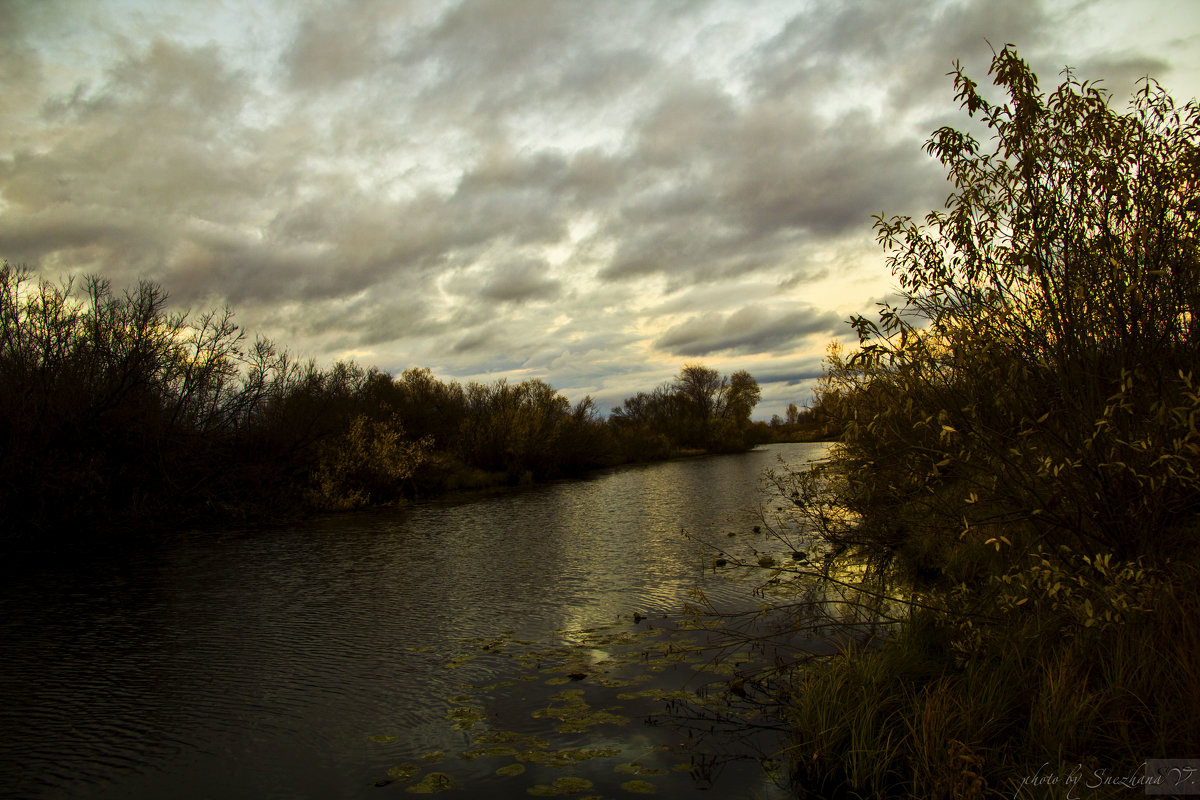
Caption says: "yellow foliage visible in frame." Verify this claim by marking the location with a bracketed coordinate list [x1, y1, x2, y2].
[309, 413, 431, 510]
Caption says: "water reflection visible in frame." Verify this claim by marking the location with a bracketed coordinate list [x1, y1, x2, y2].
[0, 442, 829, 799]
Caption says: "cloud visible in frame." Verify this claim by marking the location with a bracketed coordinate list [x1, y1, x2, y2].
[2, 0, 1197, 420]
[654, 304, 845, 357]
[479, 259, 562, 304]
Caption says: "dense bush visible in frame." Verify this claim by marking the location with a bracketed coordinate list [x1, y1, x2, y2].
[0, 266, 429, 533]
[746, 47, 1199, 798]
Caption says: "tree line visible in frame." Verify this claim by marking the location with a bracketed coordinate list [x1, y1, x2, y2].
[0, 265, 783, 538]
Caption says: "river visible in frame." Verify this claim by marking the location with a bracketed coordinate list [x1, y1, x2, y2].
[0, 442, 829, 799]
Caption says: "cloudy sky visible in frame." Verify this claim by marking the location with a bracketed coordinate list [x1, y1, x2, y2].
[3, 0, 1198, 418]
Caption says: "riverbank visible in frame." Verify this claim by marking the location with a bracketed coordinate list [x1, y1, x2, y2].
[2, 272, 788, 541]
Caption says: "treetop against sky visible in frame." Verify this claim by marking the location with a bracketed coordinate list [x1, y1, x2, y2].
[2, 0, 1197, 419]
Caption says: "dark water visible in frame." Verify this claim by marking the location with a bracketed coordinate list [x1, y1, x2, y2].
[0, 442, 829, 799]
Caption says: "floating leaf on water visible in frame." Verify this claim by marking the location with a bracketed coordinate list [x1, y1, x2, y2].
[387, 763, 421, 781]
[515, 749, 572, 767]
[446, 706, 486, 730]
[471, 730, 550, 749]
[369, 734, 398, 744]
[553, 777, 594, 792]
[527, 776, 596, 796]
[419, 751, 444, 763]
[638, 689, 692, 702]
[620, 780, 657, 794]
[447, 693, 472, 703]
[405, 772, 458, 794]
[672, 763, 693, 773]
[555, 708, 629, 733]
[557, 747, 621, 762]
[458, 745, 518, 760]
[544, 676, 570, 686]
[496, 763, 526, 777]
[614, 762, 667, 776]
[444, 654, 477, 669]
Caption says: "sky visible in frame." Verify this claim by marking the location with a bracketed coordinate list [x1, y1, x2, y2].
[2, 0, 1198, 419]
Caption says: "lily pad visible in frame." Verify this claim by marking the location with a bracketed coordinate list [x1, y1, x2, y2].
[458, 745, 518, 760]
[552, 777, 594, 792]
[369, 734, 398, 744]
[496, 763, 526, 777]
[615, 762, 668, 776]
[446, 706, 486, 730]
[387, 763, 421, 780]
[471, 730, 550, 749]
[405, 772, 458, 794]
[558, 747, 621, 762]
[527, 776, 595, 795]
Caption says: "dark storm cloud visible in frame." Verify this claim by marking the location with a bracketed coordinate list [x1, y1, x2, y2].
[654, 304, 845, 357]
[479, 259, 562, 304]
[752, 362, 829, 387]
[747, 0, 1051, 111]
[597, 77, 947, 285]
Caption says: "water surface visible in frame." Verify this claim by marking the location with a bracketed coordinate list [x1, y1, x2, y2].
[0, 442, 828, 799]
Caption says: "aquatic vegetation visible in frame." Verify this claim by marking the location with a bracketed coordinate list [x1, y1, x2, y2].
[373, 613, 792, 795]
[614, 762, 668, 776]
[527, 776, 594, 795]
[445, 706, 487, 730]
[404, 772, 458, 794]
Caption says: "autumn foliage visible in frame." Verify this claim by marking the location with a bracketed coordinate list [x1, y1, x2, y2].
[764, 47, 1199, 797]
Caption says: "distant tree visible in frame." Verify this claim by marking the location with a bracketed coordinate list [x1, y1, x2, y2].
[723, 370, 762, 422]
[392, 366, 466, 446]
[673, 363, 725, 448]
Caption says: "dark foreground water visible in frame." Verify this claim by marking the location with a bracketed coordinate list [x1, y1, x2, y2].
[0, 442, 829, 799]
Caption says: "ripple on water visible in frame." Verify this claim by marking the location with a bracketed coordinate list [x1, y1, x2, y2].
[0, 442, 830, 799]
